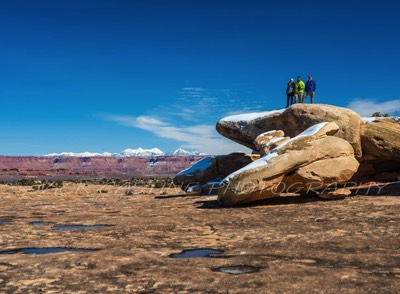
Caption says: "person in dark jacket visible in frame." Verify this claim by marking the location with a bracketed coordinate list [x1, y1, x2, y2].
[304, 75, 316, 103]
[286, 78, 295, 107]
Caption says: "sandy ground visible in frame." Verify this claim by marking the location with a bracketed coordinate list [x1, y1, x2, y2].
[0, 182, 399, 293]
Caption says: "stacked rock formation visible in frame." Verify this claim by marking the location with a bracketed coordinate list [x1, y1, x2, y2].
[173, 104, 400, 206]
[173, 153, 258, 195]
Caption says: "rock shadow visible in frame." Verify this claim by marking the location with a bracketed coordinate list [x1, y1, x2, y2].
[350, 182, 400, 196]
[155, 192, 202, 199]
[195, 194, 321, 209]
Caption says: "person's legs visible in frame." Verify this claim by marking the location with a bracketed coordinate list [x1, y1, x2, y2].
[303, 92, 308, 103]
[310, 91, 314, 103]
[300, 92, 305, 103]
[286, 94, 290, 108]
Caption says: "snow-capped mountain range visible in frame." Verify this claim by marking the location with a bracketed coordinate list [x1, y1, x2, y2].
[45, 148, 206, 157]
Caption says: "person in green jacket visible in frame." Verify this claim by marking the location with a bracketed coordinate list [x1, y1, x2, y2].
[295, 76, 305, 103]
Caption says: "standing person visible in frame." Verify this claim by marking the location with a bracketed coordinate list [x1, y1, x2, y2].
[286, 78, 295, 107]
[295, 76, 305, 103]
[304, 75, 316, 103]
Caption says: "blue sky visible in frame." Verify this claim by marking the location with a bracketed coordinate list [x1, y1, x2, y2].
[1, 0, 399, 155]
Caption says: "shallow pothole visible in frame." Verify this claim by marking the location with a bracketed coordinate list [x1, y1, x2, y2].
[170, 249, 224, 258]
[52, 225, 109, 230]
[30, 221, 48, 226]
[0, 248, 100, 255]
[212, 265, 261, 275]
[0, 219, 12, 225]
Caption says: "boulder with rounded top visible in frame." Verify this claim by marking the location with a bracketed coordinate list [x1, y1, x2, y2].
[216, 104, 364, 159]
[218, 123, 357, 206]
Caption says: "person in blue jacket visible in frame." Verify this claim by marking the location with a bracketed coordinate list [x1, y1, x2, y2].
[304, 75, 316, 103]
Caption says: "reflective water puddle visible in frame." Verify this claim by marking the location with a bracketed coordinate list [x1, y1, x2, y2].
[53, 225, 107, 230]
[212, 265, 261, 275]
[0, 248, 99, 255]
[0, 219, 12, 225]
[30, 222, 48, 226]
[170, 249, 224, 258]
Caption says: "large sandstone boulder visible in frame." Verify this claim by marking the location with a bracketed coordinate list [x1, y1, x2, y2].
[361, 119, 400, 160]
[173, 157, 217, 190]
[216, 104, 364, 159]
[216, 153, 259, 176]
[173, 152, 257, 191]
[218, 122, 359, 206]
[174, 104, 399, 206]
[283, 157, 360, 193]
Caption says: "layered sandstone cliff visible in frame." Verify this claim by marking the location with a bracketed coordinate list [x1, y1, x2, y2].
[0, 156, 205, 179]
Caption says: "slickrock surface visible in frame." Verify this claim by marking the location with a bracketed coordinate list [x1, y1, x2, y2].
[0, 182, 399, 293]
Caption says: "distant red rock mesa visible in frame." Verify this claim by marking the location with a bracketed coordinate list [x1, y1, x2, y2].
[0, 156, 206, 180]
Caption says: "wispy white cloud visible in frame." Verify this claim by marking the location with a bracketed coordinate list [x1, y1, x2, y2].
[176, 87, 263, 118]
[181, 87, 206, 92]
[102, 86, 264, 154]
[347, 98, 400, 116]
[103, 114, 247, 154]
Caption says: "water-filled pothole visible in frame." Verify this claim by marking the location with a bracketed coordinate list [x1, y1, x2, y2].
[32, 204, 52, 207]
[212, 265, 261, 275]
[0, 219, 12, 225]
[53, 225, 108, 230]
[170, 249, 224, 258]
[0, 248, 99, 255]
[30, 221, 47, 226]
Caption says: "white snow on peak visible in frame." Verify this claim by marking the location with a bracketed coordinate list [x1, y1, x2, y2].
[167, 148, 206, 156]
[220, 108, 286, 123]
[117, 148, 164, 157]
[44, 148, 206, 157]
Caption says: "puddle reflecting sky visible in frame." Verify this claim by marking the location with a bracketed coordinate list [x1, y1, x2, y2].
[30, 221, 47, 226]
[212, 266, 261, 275]
[53, 225, 107, 230]
[170, 249, 224, 258]
[0, 247, 99, 255]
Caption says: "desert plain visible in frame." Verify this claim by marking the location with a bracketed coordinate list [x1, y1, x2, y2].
[0, 180, 399, 293]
